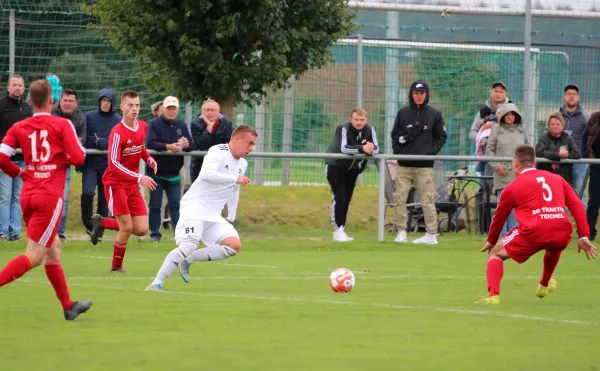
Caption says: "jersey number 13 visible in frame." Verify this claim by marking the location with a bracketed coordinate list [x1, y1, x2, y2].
[28, 130, 51, 162]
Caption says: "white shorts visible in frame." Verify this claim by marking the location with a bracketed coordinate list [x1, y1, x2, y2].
[174, 218, 239, 248]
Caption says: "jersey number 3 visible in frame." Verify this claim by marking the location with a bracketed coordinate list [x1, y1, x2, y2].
[536, 177, 553, 202]
[28, 130, 51, 162]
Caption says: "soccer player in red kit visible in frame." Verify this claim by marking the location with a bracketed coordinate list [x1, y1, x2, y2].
[477, 144, 598, 304]
[0, 79, 92, 320]
[89, 90, 158, 274]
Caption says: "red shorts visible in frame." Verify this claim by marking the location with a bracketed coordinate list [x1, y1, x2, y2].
[22, 193, 63, 248]
[105, 185, 147, 217]
[502, 227, 570, 264]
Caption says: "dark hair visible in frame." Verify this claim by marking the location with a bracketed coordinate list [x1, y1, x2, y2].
[61, 88, 77, 99]
[29, 79, 52, 108]
[232, 124, 258, 137]
[514, 144, 536, 167]
[121, 90, 139, 101]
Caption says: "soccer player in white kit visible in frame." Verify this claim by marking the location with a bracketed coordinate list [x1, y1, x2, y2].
[146, 125, 256, 291]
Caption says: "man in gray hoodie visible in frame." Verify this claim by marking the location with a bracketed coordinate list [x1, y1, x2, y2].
[560, 84, 590, 205]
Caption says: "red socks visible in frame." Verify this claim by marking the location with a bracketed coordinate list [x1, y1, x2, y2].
[112, 240, 127, 268]
[45, 261, 73, 310]
[486, 256, 504, 296]
[0, 254, 32, 286]
[541, 250, 562, 287]
[102, 217, 119, 231]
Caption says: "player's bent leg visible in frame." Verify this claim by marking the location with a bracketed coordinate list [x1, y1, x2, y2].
[475, 240, 510, 305]
[536, 248, 563, 298]
[0, 238, 43, 287]
[109, 214, 133, 274]
[148, 230, 201, 290]
[131, 215, 149, 237]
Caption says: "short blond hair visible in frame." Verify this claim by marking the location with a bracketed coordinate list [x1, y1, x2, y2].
[232, 124, 258, 137]
[547, 112, 565, 128]
[351, 107, 367, 117]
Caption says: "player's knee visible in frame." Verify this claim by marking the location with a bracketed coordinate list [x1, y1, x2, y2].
[178, 240, 198, 258]
[132, 225, 148, 236]
[221, 237, 241, 253]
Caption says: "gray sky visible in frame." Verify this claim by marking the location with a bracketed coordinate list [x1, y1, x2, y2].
[372, 0, 600, 11]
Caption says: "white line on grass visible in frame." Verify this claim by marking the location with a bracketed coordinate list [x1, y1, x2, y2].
[15, 279, 596, 326]
[79, 256, 279, 268]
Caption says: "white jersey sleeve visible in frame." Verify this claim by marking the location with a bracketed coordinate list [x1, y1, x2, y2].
[225, 159, 247, 222]
[198, 146, 238, 185]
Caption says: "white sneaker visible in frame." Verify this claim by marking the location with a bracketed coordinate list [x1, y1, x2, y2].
[412, 233, 438, 245]
[339, 226, 354, 241]
[333, 229, 352, 242]
[394, 230, 407, 243]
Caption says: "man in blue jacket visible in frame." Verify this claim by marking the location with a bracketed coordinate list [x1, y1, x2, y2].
[81, 88, 121, 235]
[146, 96, 192, 242]
[190, 99, 234, 182]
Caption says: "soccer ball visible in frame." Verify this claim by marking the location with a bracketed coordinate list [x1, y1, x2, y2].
[329, 268, 355, 293]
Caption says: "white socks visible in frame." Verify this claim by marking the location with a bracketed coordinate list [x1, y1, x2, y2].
[185, 244, 237, 263]
[151, 246, 187, 285]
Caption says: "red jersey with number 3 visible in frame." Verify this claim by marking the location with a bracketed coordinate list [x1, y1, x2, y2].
[102, 120, 150, 188]
[0, 113, 85, 198]
[487, 168, 590, 245]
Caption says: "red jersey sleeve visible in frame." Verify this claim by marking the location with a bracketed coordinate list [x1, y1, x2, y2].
[487, 184, 516, 245]
[62, 119, 86, 167]
[141, 145, 150, 162]
[108, 130, 142, 182]
[563, 176, 590, 239]
[0, 125, 23, 178]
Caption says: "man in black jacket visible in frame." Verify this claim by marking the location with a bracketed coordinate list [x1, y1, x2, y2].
[391, 80, 447, 245]
[325, 108, 379, 242]
[0, 74, 33, 241]
[51, 88, 87, 242]
[145, 96, 193, 242]
[190, 99, 233, 183]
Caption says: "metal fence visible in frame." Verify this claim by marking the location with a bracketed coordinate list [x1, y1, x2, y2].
[3, 1, 600, 185]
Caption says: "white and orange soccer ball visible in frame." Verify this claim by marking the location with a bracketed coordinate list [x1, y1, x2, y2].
[329, 268, 355, 293]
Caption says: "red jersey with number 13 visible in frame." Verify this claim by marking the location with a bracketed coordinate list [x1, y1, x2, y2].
[0, 113, 85, 198]
[102, 120, 150, 188]
[487, 168, 590, 245]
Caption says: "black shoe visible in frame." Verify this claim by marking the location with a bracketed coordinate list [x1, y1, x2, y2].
[59, 234, 68, 243]
[90, 214, 104, 245]
[64, 300, 93, 321]
[150, 235, 161, 243]
[111, 267, 128, 274]
[9, 235, 22, 242]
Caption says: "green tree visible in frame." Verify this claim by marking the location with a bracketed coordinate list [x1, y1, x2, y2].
[88, 0, 356, 116]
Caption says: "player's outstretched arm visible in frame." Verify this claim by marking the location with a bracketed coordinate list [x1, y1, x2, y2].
[0, 126, 23, 178]
[63, 119, 86, 167]
[563, 177, 591, 239]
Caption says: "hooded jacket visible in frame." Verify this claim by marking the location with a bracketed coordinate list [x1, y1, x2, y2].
[325, 122, 379, 172]
[51, 102, 87, 145]
[390, 80, 447, 168]
[469, 97, 511, 141]
[83, 89, 122, 170]
[0, 93, 33, 161]
[485, 103, 528, 191]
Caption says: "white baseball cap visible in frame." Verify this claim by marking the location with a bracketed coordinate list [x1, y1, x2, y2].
[163, 96, 179, 108]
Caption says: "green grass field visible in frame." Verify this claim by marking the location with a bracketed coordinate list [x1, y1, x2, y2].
[0, 228, 599, 371]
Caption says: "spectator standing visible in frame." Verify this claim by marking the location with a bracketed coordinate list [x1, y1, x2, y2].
[581, 112, 600, 240]
[560, 84, 590, 203]
[0, 74, 32, 241]
[325, 108, 378, 242]
[145, 96, 192, 242]
[82, 88, 121, 235]
[485, 103, 528, 237]
[51, 89, 87, 242]
[535, 112, 580, 185]
[390, 80, 447, 245]
[190, 99, 233, 183]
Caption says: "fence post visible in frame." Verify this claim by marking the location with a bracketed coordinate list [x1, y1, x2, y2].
[377, 157, 387, 243]
[254, 103, 265, 185]
[282, 76, 295, 186]
[385, 11, 399, 154]
[184, 102, 193, 184]
[357, 33, 364, 185]
[523, 0, 534, 143]
[9, 10, 15, 77]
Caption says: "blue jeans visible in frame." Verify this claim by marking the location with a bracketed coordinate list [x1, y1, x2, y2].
[497, 188, 518, 237]
[148, 176, 181, 239]
[0, 160, 24, 238]
[58, 167, 71, 235]
[572, 163, 588, 207]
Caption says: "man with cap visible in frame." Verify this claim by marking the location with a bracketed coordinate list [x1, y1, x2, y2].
[145, 96, 193, 242]
[469, 82, 511, 142]
[561, 84, 591, 203]
[390, 80, 447, 245]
